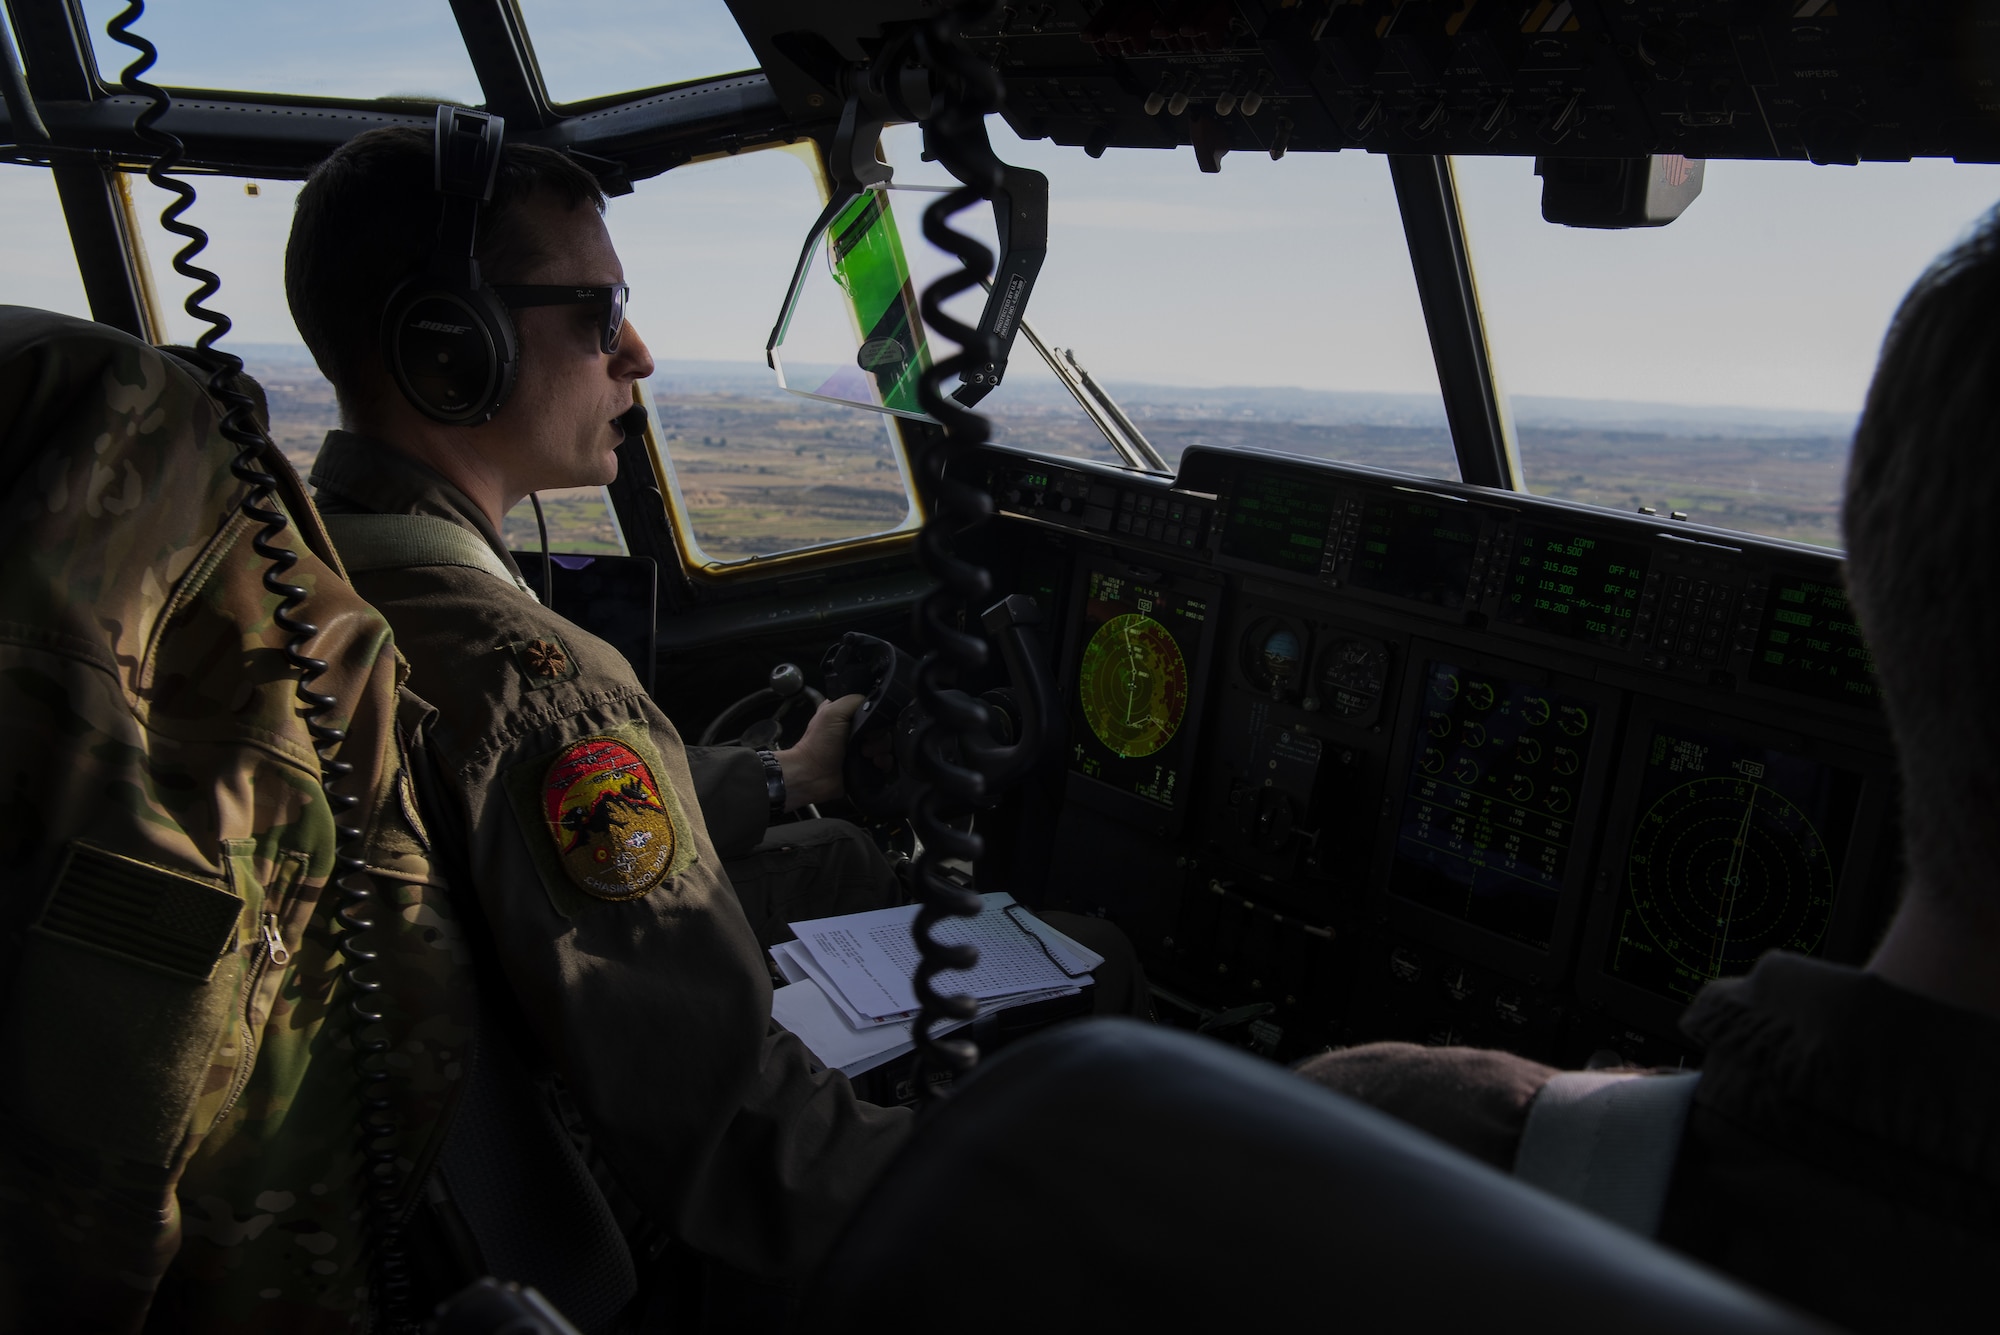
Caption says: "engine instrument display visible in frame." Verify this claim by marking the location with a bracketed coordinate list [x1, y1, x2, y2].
[1222, 468, 1337, 575]
[1348, 496, 1481, 610]
[1605, 721, 1859, 1005]
[1389, 661, 1600, 949]
[1748, 575, 1880, 708]
[1498, 524, 1650, 649]
[1071, 567, 1211, 808]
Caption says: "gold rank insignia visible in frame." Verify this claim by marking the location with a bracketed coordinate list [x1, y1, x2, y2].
[542, 735, 678, 900]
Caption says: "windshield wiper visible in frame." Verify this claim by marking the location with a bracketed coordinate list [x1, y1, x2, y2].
[1016, 318, 1172, 476]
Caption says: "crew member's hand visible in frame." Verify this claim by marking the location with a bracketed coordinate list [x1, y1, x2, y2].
[774, 693, 865, 810]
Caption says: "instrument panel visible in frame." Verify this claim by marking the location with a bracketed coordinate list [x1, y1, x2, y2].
[960, 444, 1898, 1068]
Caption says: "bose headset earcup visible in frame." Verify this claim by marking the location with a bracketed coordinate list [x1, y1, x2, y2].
[383, 279, 517, 424]
[381, 106, 518, 425]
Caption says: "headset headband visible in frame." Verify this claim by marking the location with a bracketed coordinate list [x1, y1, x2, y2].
[431, 105, 506, 288]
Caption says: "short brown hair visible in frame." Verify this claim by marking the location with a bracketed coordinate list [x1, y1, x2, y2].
[284, 125, 606, 404]
[1843, 208, 2000, 911]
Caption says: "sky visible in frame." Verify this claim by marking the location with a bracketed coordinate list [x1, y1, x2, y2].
[6, 1, 2000, 418]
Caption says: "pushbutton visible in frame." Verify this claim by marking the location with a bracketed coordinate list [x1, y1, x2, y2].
[1120, 491, 1137, 512]
[1115, 513, 1134, 535]
[1147, 519, 1165, 541]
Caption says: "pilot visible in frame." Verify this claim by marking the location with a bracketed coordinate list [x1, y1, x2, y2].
[1294, 212, 2000, 1332]
[282, 123, 1150, 1308]
[281, 127, 915, 1302]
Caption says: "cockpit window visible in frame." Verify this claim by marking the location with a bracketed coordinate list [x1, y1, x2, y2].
[514, 0, 758, 106]
[118, 170, 622, 555]
[77, 0, 481, 104]
[909, 121, 1459, 481]
[0, 164, 92, 322]
[1455, 156, 2000, 550]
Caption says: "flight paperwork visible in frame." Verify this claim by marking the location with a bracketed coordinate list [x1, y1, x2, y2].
[771, 893, 1103, 1077]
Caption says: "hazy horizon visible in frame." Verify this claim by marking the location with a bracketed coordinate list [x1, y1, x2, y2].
[230, 344, 1856, 440]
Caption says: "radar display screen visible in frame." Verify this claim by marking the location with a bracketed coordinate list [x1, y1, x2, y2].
[1348, 496, 1480, 610]
[1389, 662, 1600, 949]
[1069, 568, 1210, 808]
[1748, 575, 1879, 708]
[1605, 721, 1860, 1005]
[1222, 468, 1336, 574]
[1498, 524, 1649, 648]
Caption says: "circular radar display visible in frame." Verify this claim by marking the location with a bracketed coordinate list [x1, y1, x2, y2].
[1628, 776, 1835, 984]
[1079, 613, 1189, 759]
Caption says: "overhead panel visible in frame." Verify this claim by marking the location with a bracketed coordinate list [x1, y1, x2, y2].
[728, 1, 2000, 166]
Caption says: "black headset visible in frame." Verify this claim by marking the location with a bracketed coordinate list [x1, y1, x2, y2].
[381, 106, 517, 424]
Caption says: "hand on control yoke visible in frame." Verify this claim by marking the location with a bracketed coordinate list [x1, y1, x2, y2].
[775, 693, 866, 809]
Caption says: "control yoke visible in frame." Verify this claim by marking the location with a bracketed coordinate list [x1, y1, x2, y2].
[821, 594, 1058, 822]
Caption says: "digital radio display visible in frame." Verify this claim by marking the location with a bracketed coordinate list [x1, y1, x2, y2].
[1748, 575, 1879, 708]
[1348, 496, 1481, 609]
[1498, 525, 1649, 649]
[1221, 468, 1337, 575]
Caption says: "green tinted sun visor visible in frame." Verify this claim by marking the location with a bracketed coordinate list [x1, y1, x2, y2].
[768, 184, 940, 423]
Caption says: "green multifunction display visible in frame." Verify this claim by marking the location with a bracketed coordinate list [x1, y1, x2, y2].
[1499, 525, 1650, 648]
[1390, 662, 1598, 949]
[1606, 722, 1859, 1004]
[1220, 468, 1336, 575]
[1349, 497, 1481, 609]
[1070, 567, 1210, 808]
[1749, 575, 1879, 707]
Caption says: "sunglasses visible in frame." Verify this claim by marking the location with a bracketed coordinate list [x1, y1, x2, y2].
[491, 283, 629, 354]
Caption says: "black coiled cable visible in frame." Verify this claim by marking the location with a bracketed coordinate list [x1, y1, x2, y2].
[905, 1, 1017, 1094]
[104, 6, 414, 1327]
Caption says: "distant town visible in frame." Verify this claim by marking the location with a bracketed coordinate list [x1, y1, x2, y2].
[245, 347, 1851, 561]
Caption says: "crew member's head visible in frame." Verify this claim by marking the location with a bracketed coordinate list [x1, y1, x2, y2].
[285, 125, 654, 515]
[1843, 207, 2000, 922]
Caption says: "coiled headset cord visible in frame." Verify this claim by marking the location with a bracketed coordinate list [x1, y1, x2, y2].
[105, 6, 415, 1328]
[904, 0, 1022, 1095]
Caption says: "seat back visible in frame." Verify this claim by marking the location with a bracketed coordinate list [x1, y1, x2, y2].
[810, 1020, 1837, 1334]
[0, 307, 468, 1332]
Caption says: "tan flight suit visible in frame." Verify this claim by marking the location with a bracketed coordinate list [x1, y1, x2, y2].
[307, 430, 912, 1286]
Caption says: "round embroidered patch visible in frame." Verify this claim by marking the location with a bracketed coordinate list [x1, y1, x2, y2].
[542, 736, 677, 900]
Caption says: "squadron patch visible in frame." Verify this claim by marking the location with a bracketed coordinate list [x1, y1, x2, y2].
[542, 736, 678, 900]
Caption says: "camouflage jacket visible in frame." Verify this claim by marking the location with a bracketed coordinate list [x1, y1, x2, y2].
[0, 309, 471, 1333]
[308, 430, 911, 1286]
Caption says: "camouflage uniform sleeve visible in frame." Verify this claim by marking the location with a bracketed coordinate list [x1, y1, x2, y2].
[376, 581, 911, 1284]
[683, 745, 769, 860]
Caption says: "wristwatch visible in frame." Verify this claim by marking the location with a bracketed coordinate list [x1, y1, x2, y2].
[753, 748, 786, 816]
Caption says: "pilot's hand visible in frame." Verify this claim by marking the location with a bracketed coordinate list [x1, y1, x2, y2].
[774, 693, 865, 810]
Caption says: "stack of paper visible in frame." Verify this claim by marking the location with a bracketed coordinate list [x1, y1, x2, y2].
[770, 892, 1103, 1078]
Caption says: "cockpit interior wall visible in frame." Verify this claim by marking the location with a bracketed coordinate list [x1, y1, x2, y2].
[958, 445, 1896, 1068]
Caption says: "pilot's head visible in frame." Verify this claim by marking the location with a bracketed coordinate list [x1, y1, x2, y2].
[1843, 207, 2000, 917]
[285, 125, 655, 511]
